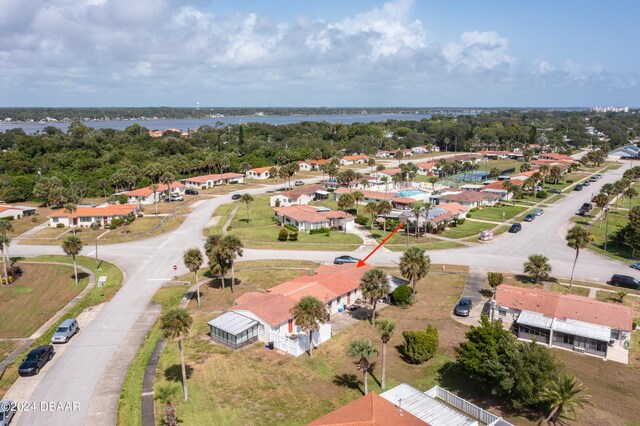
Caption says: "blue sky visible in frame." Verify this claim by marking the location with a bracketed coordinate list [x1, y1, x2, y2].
[0, 0, 638, 107]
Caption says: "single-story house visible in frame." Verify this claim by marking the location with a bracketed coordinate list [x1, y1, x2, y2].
[416, 162, 438, 176]
[608, 144, 640, 159]
[208, 264, 378, 355]
[340, 154, 369, 166]
[437, 190, 500, 207]
[308, 391, 427, 425]
[181, 173, 244, 188]
[374, 168, 403, 180]
[48, 204, 138, 228]
[246, 166, 280, 180]
[269, 184, 328, 207]
[273, 205, 355, 232]
[438, 202, 471, 218]
[480, 150, 512, 160]
[121, 181, 185, 205]
[411, 145, 430, 154]
[481, 179, 524, 200]
[493, 285, 634, 361]
[538, 153, 575, 162]
[443, 154, 482, 164]
[298, 159, 330, 171]
[0, 204, 37, 219]
[333, 188, 397, 203]
[391, 197, 417, 210]
[375, 150, 393, 158]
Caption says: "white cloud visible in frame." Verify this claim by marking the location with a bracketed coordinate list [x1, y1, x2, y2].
[443, 31, 514, 72]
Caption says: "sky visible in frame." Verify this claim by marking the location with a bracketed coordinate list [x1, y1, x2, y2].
[1, 0, 638, 107]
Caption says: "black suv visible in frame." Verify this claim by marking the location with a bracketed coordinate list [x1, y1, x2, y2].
[581, 202, 592, 212]
[184, 189, 199, 195]
[19, 345, 54, 376]
[609, 274, 640, 290]
[508, 223, 522, 233]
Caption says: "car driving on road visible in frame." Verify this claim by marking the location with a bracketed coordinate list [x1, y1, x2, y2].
[231, 193, 242, 200]
[573, 185, 583, 191]
[333, 255, 359, 265]
[454, 297, 473, 316]
[19, 345, 54, 376]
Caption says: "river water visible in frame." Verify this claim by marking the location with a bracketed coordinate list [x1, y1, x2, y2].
[0, 112, 437, 134]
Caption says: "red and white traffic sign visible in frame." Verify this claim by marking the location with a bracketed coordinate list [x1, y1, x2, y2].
[173, 264, 177, 271]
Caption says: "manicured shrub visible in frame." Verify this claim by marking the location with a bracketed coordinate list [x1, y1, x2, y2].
[137, 213, 144, 218]
[470, 207, 479, 212]
[465, 212, 471, 218]
[457, 218, 465, 225]
[309, 227, 331, 235]
[288, 231, 298, 241]
[391, 285, 412, 306]
[402, 325, 438, 364]
[56, 223, 65, 228]
[536, 190, 548, 199]
[111, 218, 123, 227]
[275, 199, 281, 207]
[278, 228, 289, 241]
[109, 223, 118, 230]
[284, 224, 298, 232]
[355, 215, 369, 226]
[226, 225, 232, 231]
[118, 194, 128, 204]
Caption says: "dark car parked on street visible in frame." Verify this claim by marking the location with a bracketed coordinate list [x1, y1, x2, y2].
[19, 346, 54, 376]
[231, 193, 242, 200]
[549, 189, 562, 194]
[524, 214, 535, 222]
[333, 255, 359, 265]
[508, 223, 522, 233]
[574, 185, 583, 191]
[609, 274, 640, 290]
[454, 297, 473, 316]
[185, 189, 199, 195]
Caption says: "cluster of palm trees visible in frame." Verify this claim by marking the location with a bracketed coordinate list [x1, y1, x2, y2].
[363, 200, 392, 233]
[204, 234, 244, 293]
[435, 158, 479, 185]
[600, 166, 640, 210]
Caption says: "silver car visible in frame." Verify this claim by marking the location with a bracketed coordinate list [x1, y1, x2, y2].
[51, 318, 79, 344]
[0, 400, 16, 426]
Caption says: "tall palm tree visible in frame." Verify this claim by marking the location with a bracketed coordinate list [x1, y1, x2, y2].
[523, 253, 552, 283]
[541, 374, 592, 424]
[62, 235, 83, 285]
[239, 193, 254, 222]
[347, 339, 378, 395]
[290, 296, 329, 357]
[215, 235, 243, 293]
[399, 247, 431, 295]
[364, 201, 378, 231]
[351, 191, 364, 215]
[160, 171, 176, 201]
[566, 225, 593, 289]
[376, 200, 392, 234]
[0, 234, 10, 285]
[428, 176, 438, 191]
[183, 248, 204, 307]
[269, 167, 278, 191]
[359, 268, 390, 323]
[592, 193, 608, 227]
[161, 308, 193, 401]
[410, 201, 425, 239]
[63, 203, 77, 234]
[624, 187, 637, 208]
[375, 319, 396, 389]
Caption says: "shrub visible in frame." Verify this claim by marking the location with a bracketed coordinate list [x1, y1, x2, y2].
[355, 215, 369, 226]
[402, 325, 438, 364]
[118, 194, 128, 204]
[536, 190, 548, 199]
[137, 213, 143, 218]
[487, 272, 504, 288]
[278, 228, 289, 241]
[109, 223, 118, 230]
[275, 199, 281, 207]
[309, 227, 331, 235]
[56, 223, 65, 228]
[226, 225, 232, 231]
[288, 231, 298, 241]
[391, 285, 412, 306]
[566, 179, 574, 184]
[457, 218, 466, 225]
[470, 207, 479, 212]
[201, 185, 207, 190]
[111, 218, 123, 227]
[465, 212, 471, 218]
[284, 224, 298, 232]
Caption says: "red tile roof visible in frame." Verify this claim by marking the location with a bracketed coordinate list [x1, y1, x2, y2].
[48, 204, 137, 218]
[273, 205, 354, 223]
[416, 162, 436, 170]
[496, 285, 633, 331]
[439, 191, 487, 203]
[301, 159, 330, 166]
[539, 153, 574, 161]
[308, 392, 428, 425]
[379, 168, 403, 176]
[276, 184, 326, 200]
[233, 293, 298, 326]
[343, 154, 370, 161]
[334, 188, 397, 200]
[438, 202, 470, 215]
[248, 166, 280, 174]
[482, 179, 524, 191]
[182, 173, 243, 183]
[392, 197, 417, 205]
[124, 181, 184, 197]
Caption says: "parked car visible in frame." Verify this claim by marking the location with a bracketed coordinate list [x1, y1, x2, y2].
[508, 223, 522, 233]
[549, 189, 561, 194]
[333, 255, 359, 265]
[630, 262, 640, 270]
[573, 185, 583, 191]
[169, 194, 183, 201]
[294, 180, 305, 186]
[534, 185, 543, 192]
[454, 297, 473, 316]
[18, 345, 54, 376]
[184, 189, 199, 195]
[0, 400, 16, 426]
[582, 181, 590, 186]
[534, 208, 544, 216]
[581, 202, 593, 211]
[589, 176, 598, 182]
[576, 209, 588, 216]
[51, 318, 79, 344]
[523, 214, 535, 222]
[609, 274, 640, 290]
[231, 193, 242, 200]
[595, 174, 603, 179]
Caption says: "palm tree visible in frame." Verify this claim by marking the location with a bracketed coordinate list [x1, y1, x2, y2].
[364, 201, 378, 231]
[428, 176, 438, 191]
[375, 319, 396, 389]
[63, 203, 77, 234]
[290, 296, 329, 357]
[215, 235, 243, 293]
[523, 253, 552, 283]
[160, 171, 176, 201]
[399, 247, 431, 295]
[161, 308, 193, 401]
[592, 193, 608, 227]
[410, 201, 425, 239]
[541, 374, 592, 424]
[566, 225, 593, 289]
[90, 221, 101, 268]
[155, 383, 179, 426]
[346, 339, 378, 395]
[62, 235, 83, 286]
[239, 193, 254, 222]
[352, 191, 364, 215]
[359, 268, 390, 323]
[0, 234, 10, 285]
[624, 187, 637, 208]
[269, 167, 278, 191]
[183, 248, 204, 307]
[376, 201, 392, 234]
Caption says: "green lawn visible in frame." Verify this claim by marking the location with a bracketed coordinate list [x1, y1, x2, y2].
[468, 205, 527, 222]
[587, 209, 637, 262]
[205, 202, 236, 235]
[442, 220, 492, 239]
[386, 241, 464, 251]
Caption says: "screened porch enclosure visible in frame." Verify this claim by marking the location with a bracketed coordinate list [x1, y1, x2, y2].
[208, 312, 259, 350]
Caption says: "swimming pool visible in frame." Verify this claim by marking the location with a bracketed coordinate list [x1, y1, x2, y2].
[398, 190, 425, 197]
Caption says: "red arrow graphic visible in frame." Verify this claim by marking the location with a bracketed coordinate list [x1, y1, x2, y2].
[357, 221, 406, 267]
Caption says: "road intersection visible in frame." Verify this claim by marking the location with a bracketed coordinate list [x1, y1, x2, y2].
[7, 157, 640, 425]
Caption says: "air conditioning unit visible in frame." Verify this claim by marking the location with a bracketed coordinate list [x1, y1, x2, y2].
[573, 346, 586, 353]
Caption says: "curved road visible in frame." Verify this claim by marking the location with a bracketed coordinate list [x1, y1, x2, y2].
[9, 158, 640, 425]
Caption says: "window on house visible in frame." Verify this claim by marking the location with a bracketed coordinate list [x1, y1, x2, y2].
[52, 217, 59, 223]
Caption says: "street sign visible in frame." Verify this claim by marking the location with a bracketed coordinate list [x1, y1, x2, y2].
[173, 265, 177, 271]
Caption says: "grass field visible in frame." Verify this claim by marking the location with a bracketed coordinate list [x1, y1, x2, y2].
[0, 340, 21, 361]
[386, 241, 465, 251]
[0, 263, 89, 338]
[442, 220, 491, 239]
[205, 202, 236, 235]
[587, 209, 636, 262]
[5, 215, 50, 238]
[468, 205, 527, 222]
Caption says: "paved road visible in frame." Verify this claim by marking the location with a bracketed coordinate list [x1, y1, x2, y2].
[8, 156, 640, 425]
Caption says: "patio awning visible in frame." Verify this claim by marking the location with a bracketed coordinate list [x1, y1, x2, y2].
[208, 312, 258, 336]
[516, 310, 553, 329]
[315, 190, 330, 195]
[552, 318, 611, 342]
